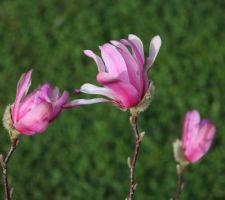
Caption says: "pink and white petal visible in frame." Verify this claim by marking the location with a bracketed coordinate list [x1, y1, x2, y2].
[96, 72, 118, 84]
[110, 40, 131, 54]
[185, 147, 203, 163]
[128, 34, 144, 62]
[17, 92, 37, 120]
[121, 39, 144, 68]
[80, 83, 116, 99]
[196, 121, 216, 153]
[50, 90, 69, 121]
[63, 98, 109, 108]
[100, 43, 129, 82]
[84, 50, 106, 72]
[186, 121, 215, 163]
[110, 40, 148, 95]
[38, 83, 53, 102]
[182, 110, 201, 149]
[14, 102, 53, 135]
[146, 35, 161, 71]
[116, 48, 145, 94]
[97, 72, 141, 108]
[12, 69, 33, 123]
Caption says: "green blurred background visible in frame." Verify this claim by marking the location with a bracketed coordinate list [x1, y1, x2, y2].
[0, 0, 224, 199]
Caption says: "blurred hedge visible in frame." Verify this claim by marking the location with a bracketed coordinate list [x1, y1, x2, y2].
[0, 0, 224, 199]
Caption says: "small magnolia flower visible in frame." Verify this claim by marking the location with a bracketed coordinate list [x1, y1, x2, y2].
[64, 34, 161, 112]
[182, 110, 216, 163]
[4, 69, 69, 136]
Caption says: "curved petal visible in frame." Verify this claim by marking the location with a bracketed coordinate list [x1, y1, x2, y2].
[14, 102, 53, 135]
[38, 83, 53, 102]
[186, 120, 216, 162]
[97, 72, 141, 108]
[111, 40, 149, 96]
[100, 43, 129, 82]
[79, 83, 115, 99]
[50, 90, 69, 121]
[146, 35, 161, 71]
[121, 39, 144, 68]
[63, 98, 109, 108]
[12, 69, 33, 123]
[84, 50, 106, 72]
[17, 91, 37, 120]
[182, 110, 200, 149]
[128, 34, 144, 62]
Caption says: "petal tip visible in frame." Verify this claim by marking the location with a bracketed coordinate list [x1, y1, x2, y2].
[152, 35, 162, 47]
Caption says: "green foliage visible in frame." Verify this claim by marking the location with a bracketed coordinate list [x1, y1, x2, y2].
[0, 0, 224, 199]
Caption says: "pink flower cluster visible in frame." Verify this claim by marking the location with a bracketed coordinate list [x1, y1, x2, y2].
[7, 34, 216, 164]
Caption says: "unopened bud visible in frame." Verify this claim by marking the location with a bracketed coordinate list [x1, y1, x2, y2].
[139, 132, 145, 141]
[0, 154, 3, 163]
[127, 157, 132, 168]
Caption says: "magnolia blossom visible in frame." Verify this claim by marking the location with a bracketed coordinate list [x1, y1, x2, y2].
[10, 70, 69, 135]
[64, 34, 161, 110]
[182, 110, 216, 163]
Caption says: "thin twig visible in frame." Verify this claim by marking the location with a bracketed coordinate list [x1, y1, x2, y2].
[1, 139, 18, 200]
[126, 115, 143, 200]
[173, 164, 185, 200]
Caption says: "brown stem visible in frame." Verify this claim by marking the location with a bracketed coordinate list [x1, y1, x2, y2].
[127, 115, 143, 200]
[174, 164, 185, 200]
[1, 139, 18, 200]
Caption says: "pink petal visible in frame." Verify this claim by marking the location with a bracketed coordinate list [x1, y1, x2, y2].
[187, 121, 216, 162]
[100, 43, 129, 82]
[97, 72, 141, 108]
[12, 69, 33, 123]
[50, 90, 69, 121]
[38, 83, 53, 102]
[117, 48, 146, 95]
[14, 102, 53, 135]
[146, 35, 161, 71]
[63, 98, 109, 108]
[121, 39, 144, 68]
[128, 34, 144, 63]
[111, 40, 146, 94]
[17, 92, 37, 120]
[182, 110, 201, 149]
[17, 83, 52, 120]
[84, 50, 106, 72]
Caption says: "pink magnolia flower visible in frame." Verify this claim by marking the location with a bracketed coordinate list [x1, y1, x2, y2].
[182, 110, 216, 163]
[10, 69, 69, 135]
[64, 34, 161, 110]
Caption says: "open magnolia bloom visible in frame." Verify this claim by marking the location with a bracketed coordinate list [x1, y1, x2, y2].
[174, 110, 216, 164]
[64, 34, 161, 112]
[4, 69, 69, 136]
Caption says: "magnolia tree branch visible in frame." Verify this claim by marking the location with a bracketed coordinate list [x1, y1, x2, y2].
[0, 139, 18, 200]
[126, 115, 144, 200]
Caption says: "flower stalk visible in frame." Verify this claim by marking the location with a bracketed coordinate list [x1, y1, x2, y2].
[126, 115, 144, 200]
[173, 163, 186, 200]
[0, 138, 19, 200]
